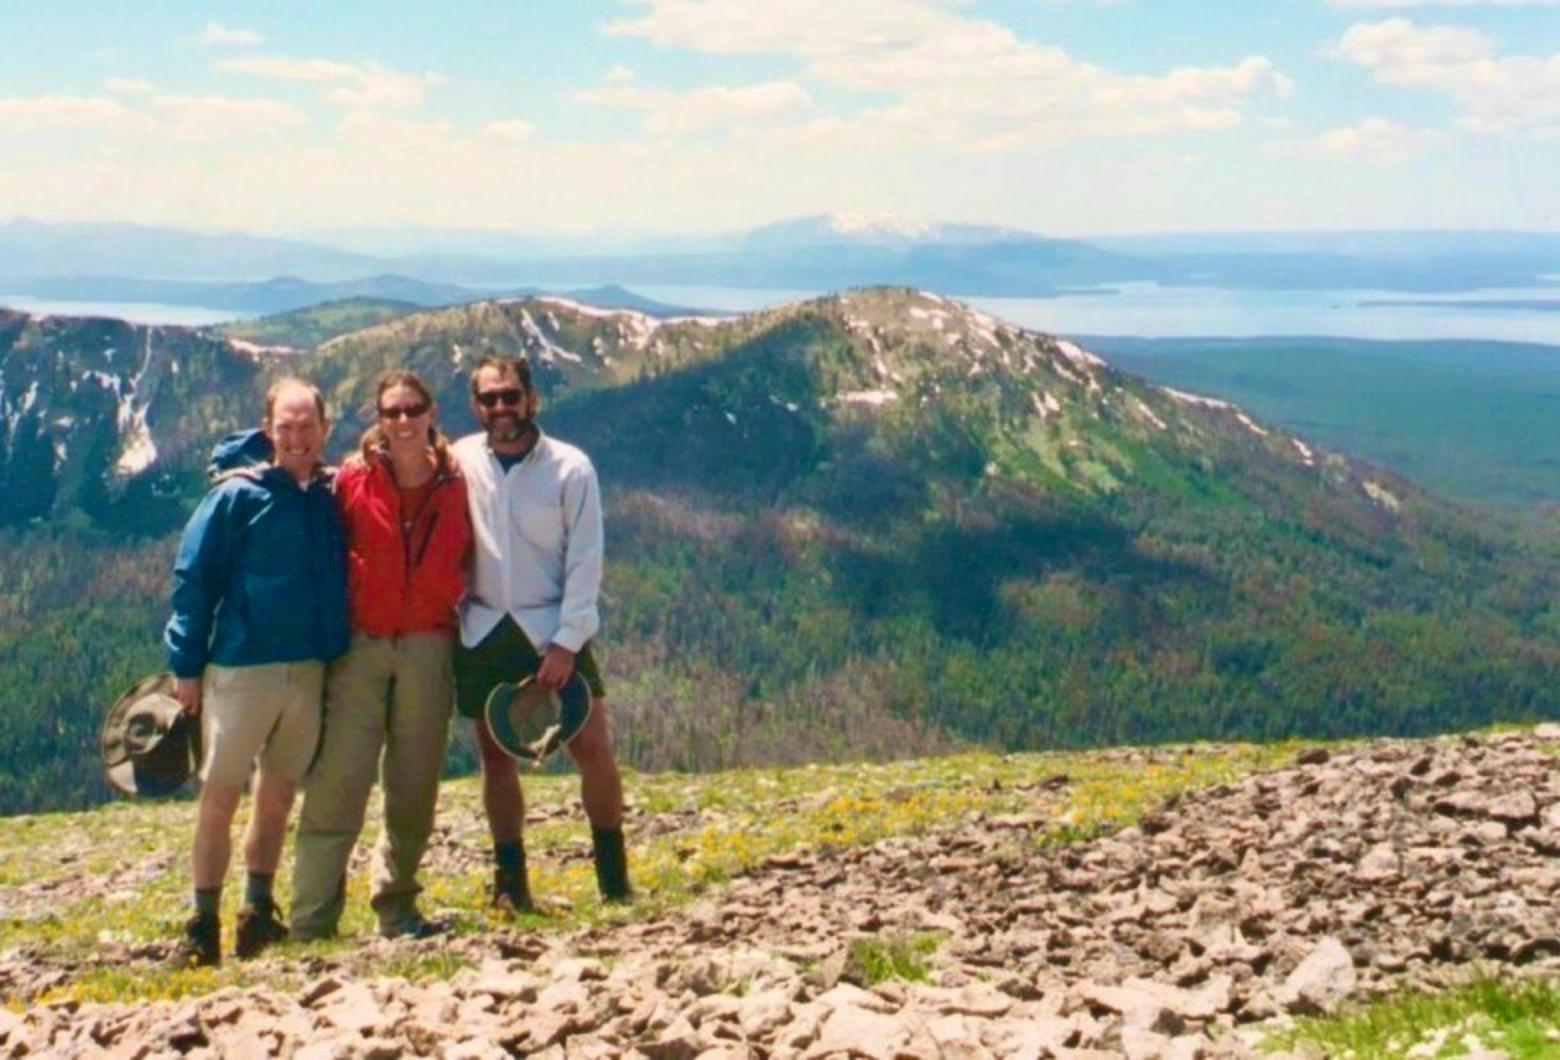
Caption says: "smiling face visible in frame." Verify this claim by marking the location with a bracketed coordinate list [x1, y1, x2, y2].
[377, 382, 435, 460]
[264, 381, 329, 484]
[471, 363, 538, 453]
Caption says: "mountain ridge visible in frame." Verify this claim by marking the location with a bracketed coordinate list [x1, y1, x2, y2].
[0, 288, 1555, 816]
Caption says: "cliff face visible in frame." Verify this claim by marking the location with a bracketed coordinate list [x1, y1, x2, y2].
[0, 309, 261, 531]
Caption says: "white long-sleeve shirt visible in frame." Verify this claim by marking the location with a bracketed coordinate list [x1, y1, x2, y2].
[451, 430, 603, 653]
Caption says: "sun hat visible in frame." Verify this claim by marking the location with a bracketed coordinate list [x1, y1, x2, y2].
[483, 672, 593, 764]
[100, 673, 203, 797]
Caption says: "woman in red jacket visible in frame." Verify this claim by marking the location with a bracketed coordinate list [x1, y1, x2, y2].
[291, 370, 472, 940]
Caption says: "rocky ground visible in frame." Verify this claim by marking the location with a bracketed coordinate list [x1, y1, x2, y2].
[2, 727, 1557, 1058]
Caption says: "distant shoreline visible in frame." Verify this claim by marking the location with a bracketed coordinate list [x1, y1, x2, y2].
[1358, 298, 1560, 313]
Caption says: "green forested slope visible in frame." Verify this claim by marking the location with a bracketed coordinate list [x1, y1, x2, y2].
[1, 291, 1556, 814]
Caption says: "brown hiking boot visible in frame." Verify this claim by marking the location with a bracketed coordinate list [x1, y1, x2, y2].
[170, 912, 221, 969]
[234, 901, 288, 959]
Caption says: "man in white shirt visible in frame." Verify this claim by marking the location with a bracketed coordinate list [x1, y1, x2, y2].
[450, 355, 630, 910]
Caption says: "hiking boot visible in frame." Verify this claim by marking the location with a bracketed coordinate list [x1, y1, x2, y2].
[170, 912, 221, 969]
[592, 827, 633, 905]
[381, 910, 449, 940]
[234, 901, 288, 959]
[491, 868, 538, 916]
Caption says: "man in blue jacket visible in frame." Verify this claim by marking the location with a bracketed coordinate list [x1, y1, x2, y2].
[164, 377, 349, 968]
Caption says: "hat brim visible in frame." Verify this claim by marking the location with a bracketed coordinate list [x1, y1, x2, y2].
[100, 672, 202, 798]
[484, 672, 593, 764]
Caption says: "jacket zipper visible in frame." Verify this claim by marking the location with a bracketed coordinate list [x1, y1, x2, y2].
[395, 469, 454, 632]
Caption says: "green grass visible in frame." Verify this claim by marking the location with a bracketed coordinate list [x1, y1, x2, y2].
[0, 740, 1305, 1005]
[847, 932, 943, 985]
[1264, 975, 1560, 1059]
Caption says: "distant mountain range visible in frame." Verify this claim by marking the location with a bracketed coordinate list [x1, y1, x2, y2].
[4, 216, 1558, 299]
[0, 272, 706, 318]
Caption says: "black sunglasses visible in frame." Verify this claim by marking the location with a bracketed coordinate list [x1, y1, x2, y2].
[476, 388, 525, 409]
[378, 401, 430, 420]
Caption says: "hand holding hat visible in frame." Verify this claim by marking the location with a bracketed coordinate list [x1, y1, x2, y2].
[484, 670, 593, 765]
[100, 673, 203, 798]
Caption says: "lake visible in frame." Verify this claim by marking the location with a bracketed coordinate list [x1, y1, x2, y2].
[0, 295, 254, 327]
[630, 282, 1560, 345]
[4, 281, 1558, 345]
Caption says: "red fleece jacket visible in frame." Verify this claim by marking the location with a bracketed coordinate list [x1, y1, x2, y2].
[335, 453, 472, 638]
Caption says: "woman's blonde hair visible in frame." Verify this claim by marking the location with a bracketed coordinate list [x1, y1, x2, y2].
[358, 370, 453, 467]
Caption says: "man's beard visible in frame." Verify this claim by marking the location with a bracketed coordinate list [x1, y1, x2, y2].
[484, 409, 533, 445]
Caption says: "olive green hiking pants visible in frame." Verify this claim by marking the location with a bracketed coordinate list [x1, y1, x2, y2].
[291, 632, 453, 937]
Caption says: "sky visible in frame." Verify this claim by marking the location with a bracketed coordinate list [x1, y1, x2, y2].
[1, 0, 1557, 238]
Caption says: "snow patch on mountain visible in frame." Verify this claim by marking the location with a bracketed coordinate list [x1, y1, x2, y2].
[1054, 340, 1106, 369]
[839, 389, 899, 407]
[1363, 480, 1401, 512]
[1131, 397, 1168, 431]
[115, 414, 157, 476]
[1161, 387, 1232, 410]
[519, 309, 582, 364]
[114, 330, 160, 476]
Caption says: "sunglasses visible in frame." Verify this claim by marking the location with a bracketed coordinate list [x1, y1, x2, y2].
[476, 388, 526, 409]
[378, 401, 430, 420]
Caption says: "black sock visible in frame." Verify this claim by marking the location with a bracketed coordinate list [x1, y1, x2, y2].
[193, 886, 221, 918]
[494, 840, 525, 877]
[592, 827, 631, 902]
[245, 871, 274, 909]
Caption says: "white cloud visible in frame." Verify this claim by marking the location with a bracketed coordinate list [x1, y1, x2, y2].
[215, 56, 444, 109]
[603, 0, 1292, 148]
[1337, 18, 1560, 134]
[104, 77, 155, 96]
[579, 79, 814, 134]
[1271, 117, 1444, 162]
[605, 64, 636, 84]
[199, 22, 263, 47]
[149, 96, 305, 139]
[0, 95, 139, 131]
[0, 92, 299, 141]
[483, 119, 538, 142]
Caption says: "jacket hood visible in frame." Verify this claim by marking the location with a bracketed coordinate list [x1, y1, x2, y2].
[207, 428, 273, 479]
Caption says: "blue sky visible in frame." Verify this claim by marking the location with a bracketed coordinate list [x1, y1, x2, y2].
[1, 0, 1557, 237]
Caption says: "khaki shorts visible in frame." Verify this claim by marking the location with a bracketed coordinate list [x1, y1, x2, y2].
[201, 661, 325, 788]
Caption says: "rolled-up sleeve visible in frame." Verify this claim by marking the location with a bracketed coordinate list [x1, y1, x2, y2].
[551, 463, 602, 653]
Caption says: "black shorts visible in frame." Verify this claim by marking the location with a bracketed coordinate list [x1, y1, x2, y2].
[453, 617, 606, 720]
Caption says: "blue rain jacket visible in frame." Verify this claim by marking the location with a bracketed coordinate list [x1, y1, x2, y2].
[164, 429, 350, 678]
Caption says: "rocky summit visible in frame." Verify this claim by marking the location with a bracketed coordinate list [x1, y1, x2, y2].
[2, 727, 1555, 1058]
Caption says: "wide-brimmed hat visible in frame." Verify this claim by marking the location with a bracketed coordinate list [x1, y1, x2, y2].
[484, 672, 593, 764]
[100, 673, 203, 798]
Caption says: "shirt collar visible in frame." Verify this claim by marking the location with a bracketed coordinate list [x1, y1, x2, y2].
[486, 426, 547, 469]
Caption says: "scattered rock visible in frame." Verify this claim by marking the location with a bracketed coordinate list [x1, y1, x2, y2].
[8, 732, 1559, 1058]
